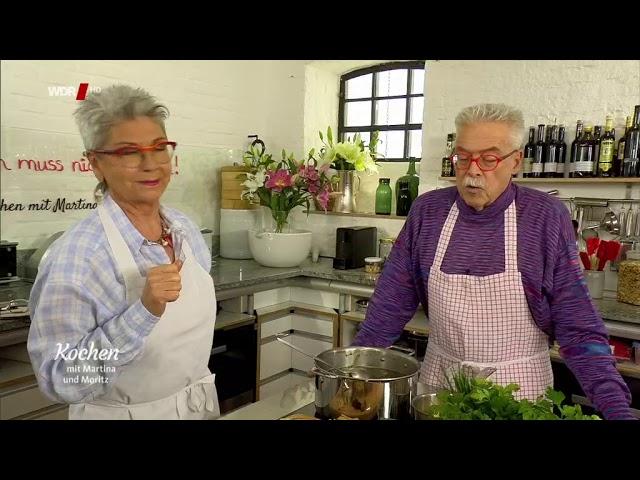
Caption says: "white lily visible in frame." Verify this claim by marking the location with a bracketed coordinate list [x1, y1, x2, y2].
[242, 168, 267, 193]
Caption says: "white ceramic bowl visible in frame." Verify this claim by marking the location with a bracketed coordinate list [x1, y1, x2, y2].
[248, 229, 312, 268]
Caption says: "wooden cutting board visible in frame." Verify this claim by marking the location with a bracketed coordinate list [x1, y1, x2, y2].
[220, 166, 257, 210]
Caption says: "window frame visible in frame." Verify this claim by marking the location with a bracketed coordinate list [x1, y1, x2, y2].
[338, 61, 426, 162]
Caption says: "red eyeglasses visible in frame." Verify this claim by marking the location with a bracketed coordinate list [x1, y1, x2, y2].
[87, 141, 177, 169]
[451, 149, 518, 172]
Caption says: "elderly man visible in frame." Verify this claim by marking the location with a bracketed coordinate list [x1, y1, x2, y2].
[353, 103, 634, 420]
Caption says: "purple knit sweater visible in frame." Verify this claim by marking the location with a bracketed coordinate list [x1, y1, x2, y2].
[353, 182, 634, 420]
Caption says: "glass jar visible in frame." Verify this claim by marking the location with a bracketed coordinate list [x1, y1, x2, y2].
[617, 250, 640, 306]
[379, 237, 395, 263]
[364, 257, 383, 274]
[375, 178, 392, 215]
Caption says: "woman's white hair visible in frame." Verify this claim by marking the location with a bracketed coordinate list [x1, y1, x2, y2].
[74, 84, 169, 201]
[455, 103, 525, 149]
[74, 84, 169, 152]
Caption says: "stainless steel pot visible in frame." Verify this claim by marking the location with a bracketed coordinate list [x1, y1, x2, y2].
[313, 346, 420, 420]
[412, 392, 439, 420]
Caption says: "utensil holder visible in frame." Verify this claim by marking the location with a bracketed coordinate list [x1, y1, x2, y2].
[584, 270, 605, 299]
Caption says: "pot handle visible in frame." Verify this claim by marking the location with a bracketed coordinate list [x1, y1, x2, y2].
[387, 345, 416, 357]
[310, 366, 340, 379]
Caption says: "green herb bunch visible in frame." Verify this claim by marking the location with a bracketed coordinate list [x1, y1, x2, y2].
[429, 370, 601, 420]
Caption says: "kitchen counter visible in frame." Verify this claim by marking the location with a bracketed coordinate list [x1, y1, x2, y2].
[212, 257, 378, 291]
[2, 257, 639, 338]
[219, 379, 316, 420]
[594, 298, 640, 326]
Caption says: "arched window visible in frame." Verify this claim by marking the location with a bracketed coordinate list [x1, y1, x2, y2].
[338, 61, 425, 162]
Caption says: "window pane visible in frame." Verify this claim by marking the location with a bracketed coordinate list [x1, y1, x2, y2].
[375, 99, 406, 125]
[343, 131, 371, 146]
[411, 69, 424, 94]
[377, 130, 405, 159]
[410, 97, 424, 124]
[376, 69, 407, 97]
[409, 129, 422, 158]
[345, 74, 372, 99]
[345, 101, 371, 127]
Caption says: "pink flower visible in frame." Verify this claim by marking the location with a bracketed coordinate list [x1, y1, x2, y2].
[308, 182, 319, 194]
[298, 165, 319, 182]
[316, 187, 330, 211]
[265, 169, 293, 192]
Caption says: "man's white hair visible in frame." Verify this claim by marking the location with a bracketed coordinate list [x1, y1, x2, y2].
[455, 103, 525, 149]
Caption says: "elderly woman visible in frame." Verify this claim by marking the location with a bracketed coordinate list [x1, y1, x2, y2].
[27, 85, 219, 420]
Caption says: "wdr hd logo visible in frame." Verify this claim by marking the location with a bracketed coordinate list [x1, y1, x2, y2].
[48, 83, 101, 100]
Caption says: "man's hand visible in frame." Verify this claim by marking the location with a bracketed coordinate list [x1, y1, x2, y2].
[141, 260, 183, 317]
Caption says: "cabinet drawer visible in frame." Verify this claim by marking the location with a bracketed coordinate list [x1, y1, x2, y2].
[1, 386, 56, 420]
[289, 334, 332, 373]
[253, 288, 291, 309]
[291, 313, 333, 337]
[260, 315, 293, 339]
[290, 288, 339, 309]
[259, 341, 291, 380]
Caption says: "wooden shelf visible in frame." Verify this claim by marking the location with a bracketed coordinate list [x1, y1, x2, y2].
[439, 177, 640, 184]
[303, 210, 407, 220]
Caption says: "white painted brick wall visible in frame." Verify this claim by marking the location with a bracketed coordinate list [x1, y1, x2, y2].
[420, 60, 640, 197]
[1, 60, 307, 249]
[415, 60, 640, 294]
[296, 60, 640, 285]
[3, 59, 639, 263]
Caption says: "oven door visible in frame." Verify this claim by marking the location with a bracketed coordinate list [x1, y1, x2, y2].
[208, 321, 257, 414]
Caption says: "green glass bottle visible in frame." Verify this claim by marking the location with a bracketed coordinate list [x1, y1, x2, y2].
[396, 181, 412, 216]
[375, 178, 392, 215]
[396, 157, 420, 207]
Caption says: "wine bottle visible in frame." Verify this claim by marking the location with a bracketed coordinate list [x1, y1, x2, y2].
[574, 125, 594, 178]
[592, 125, 602, 176]
[569, 120, 583, 178]
[615, 116, 632, 177]
[598, 116, 615, 177]
[544, 125, 558, 178]
[531, 124, 545, 178]
[523, 127, 535, 178]
[556, 125, 567, 178]
[622, 105, 640, 177]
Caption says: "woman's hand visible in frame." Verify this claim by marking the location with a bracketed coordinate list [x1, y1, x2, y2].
[141, 260, 183, 317]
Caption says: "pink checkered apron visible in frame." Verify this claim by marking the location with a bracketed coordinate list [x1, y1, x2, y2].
[419, 200, 553, 400]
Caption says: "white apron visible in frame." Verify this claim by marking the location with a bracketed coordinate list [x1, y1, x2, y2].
[419, 200, 553, 400]
[68, 205, 219, 419]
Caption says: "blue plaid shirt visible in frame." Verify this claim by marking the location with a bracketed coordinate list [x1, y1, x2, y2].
[27, 194, 212, 404]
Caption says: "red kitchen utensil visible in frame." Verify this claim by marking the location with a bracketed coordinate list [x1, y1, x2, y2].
[607, 240, 621, 262]
[597, 240, 609, 271]
[586, 237, 600, 256]
[579, 251, 591, 270]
